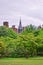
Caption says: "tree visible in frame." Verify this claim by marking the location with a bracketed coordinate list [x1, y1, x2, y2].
[0, 41, 5, 57]
[0, 26, 17, 39]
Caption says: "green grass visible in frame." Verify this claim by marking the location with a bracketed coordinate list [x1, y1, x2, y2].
[0, 57, 43, 65]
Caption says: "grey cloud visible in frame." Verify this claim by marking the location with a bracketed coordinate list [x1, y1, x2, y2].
[0, 0, 43, 27]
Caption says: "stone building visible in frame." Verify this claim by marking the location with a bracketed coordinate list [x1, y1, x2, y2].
[3, 21, 9, 27]
[3, 19, 23, 33]
[12, 25, 17, 32]
[18, 18, 23, 33]
[38, 25, 41, 29]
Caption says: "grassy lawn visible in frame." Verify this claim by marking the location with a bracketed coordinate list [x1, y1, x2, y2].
[0, 57, 43, 65]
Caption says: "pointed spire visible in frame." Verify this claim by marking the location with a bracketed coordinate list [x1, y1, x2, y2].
[19, 18, 22, 28]
[18, 18, 23, 33]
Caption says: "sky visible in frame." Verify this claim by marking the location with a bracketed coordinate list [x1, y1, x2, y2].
[0, 0, 43, 28]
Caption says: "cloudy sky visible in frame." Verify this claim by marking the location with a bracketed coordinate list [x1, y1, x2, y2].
[0, 0, 43, 27]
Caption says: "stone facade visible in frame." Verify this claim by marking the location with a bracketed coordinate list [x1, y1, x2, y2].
[12, 25, 17, 32]
[3, 21, 9, 27]
[18, 19, 23, 33]
[3, 19, 23, 33]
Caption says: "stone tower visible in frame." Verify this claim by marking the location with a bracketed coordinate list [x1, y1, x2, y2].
[12, 25, 17, 32]
[3, 21, 9, 27]
[18, 18, 23, 33]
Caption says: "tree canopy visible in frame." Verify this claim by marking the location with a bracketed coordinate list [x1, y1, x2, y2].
[0, 25, 43, 58]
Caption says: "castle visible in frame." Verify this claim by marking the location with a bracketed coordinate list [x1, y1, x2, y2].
[3, 18, 43, 33]
[3, 18, 23, 33]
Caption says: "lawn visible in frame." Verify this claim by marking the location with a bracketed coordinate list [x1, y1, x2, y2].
[0, 57, 43, 65]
